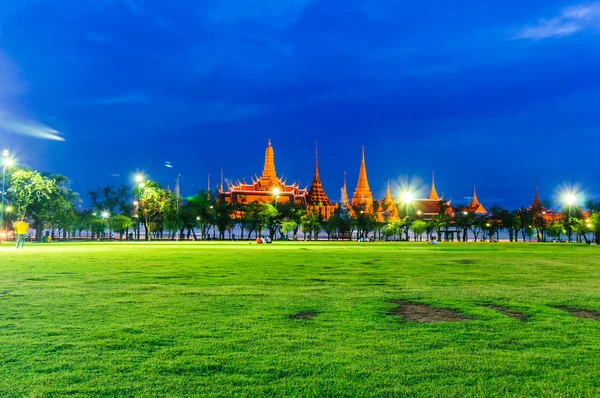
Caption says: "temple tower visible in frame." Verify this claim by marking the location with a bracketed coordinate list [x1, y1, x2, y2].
[383, 180, 400, 221]
[352, 146, 373, 212]
[258, 139, 281, 191]
[341, 171, 349, 208]
[307, 142, 336, 220]
[466, 184, 486, 213]
[428, 171, 440, 200]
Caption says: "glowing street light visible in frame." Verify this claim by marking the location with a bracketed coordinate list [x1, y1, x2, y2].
[134, 174, 146, 241]
[400, 191, 415, 217]
[1, 151, 15, 240]
[272, 188, 281, 209]
[563, 192, 577, 218]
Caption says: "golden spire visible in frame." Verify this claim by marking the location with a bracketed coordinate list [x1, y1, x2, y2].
[342, 171, 349, 206]
[262, 139, 276, 180]
[258, 139, 280, 190]
[531, 180, 543, 210]
[352, 146, 373, 210]
[314, 141, 320, 182]
[428, 170, 440, 200]
[467, 183, 486, 213]
[385, 179, 393, 202]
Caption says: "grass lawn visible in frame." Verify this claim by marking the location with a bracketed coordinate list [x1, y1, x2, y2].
[1, 241, 600, 397]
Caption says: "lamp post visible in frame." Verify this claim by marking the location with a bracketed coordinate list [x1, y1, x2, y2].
[272, 188, 281, 209]
[102, 211, 110, 240]
[1, 151, 14, 240]
[135, 174, 144, 241]
[564, 193, 576, 219]
[400, 191, 414, 218]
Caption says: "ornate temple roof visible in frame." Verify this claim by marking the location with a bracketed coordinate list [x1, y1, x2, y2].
[341, 171, 349, 207]
[307, 142, 334, 207]
[428, 171, 440, 200]
[221, 140, 307, 206]
[378, 180, 400, 221]
[530, 184, 544, 212]
[352, 146, 373, 209]
[465, 185, 486, 213]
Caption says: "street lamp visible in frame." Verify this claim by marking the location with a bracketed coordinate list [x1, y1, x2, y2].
[1, 151, 15, 240]
[134, 174, 145, 241]
[400, 191, 414, 218]
[564, 193, 577, 219]
[272, 188, 281, 209]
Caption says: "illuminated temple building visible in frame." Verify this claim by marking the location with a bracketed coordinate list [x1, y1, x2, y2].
[465, 185, 487, 214]
[220, 140, 308, 206]
[219, 139, 488, 221]
[306, 143, 337, 219]
[351, 146, 374, 213]
[408, 172, 454, 218]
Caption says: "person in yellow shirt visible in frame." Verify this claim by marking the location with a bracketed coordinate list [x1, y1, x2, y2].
[13, 218, 28, 249]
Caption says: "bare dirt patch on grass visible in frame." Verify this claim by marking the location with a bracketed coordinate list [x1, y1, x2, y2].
[555, 306, 600, 321]
[485, 305, 528, 321]
[387, 300, 470, 323]
[290, 311, 317, 320]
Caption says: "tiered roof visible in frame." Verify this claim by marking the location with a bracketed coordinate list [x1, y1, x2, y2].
[351, 146, 373, 211]
[307, 143, 336, 219]
[428, 171, 440, 200]
[465, 185, 486, 213]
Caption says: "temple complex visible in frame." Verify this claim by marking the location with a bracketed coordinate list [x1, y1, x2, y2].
[307, 143, 337, 220]
[219, 140, 308, 206]
[465, 185, 486, 213]
[351, 146, 374, 213]
[219, 140, 496, 223]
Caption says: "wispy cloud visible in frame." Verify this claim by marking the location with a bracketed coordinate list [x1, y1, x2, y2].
[515, 2, 600, 40]
[0, 111, 65, 141]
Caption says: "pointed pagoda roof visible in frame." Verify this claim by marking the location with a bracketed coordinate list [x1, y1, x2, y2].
[530, 183, 544, 212]
[428, 170, 440, 200]
[307, 142, 333, 206]
[384, 180, 395, 207]
[381, 179, 400, 221]
[258, 139, 281, 190]
[466, 184, 486, 213]
[352, 146, 373, 208]
[341, 171, 349, 207]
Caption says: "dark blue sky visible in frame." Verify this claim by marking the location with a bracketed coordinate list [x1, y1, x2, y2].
[1, 0, 599, 209]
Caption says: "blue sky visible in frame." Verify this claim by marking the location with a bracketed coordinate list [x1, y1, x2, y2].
[1, 0, 599, 208]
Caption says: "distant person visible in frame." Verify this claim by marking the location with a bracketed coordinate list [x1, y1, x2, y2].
[13, 218, 29, 249]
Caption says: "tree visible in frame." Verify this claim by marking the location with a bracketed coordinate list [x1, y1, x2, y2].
[215, 200, 234, 240]
[300, 212, 321, 240]
[109, 215, 134, 240]
[89, 185, 131, 216]
[411, 220, 427, 241]
[280, 202, 305, 241]
[7, 169, 55, 218]
[352, 204, 375, 240]
[547, 221, 565, 242]
[137, 181, 169, 240]
[186, 190, 216, 240]
[281, 221, 297, 240]
[324, 215, 339, 240]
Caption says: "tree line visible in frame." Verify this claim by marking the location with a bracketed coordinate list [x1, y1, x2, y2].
[2, 167, 599, 243]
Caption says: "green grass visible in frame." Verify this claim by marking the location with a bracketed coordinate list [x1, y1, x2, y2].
[1, 242, 600, 397]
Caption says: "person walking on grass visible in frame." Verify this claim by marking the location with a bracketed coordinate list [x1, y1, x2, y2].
[13, 218, 29, 249]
